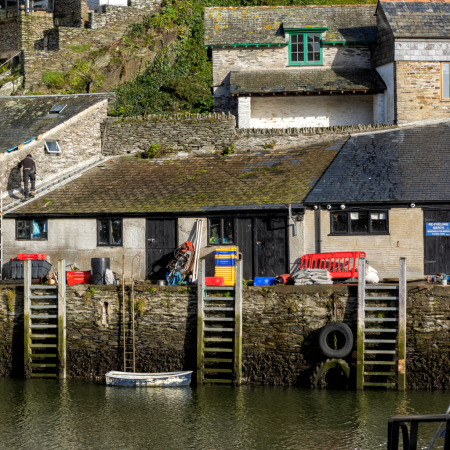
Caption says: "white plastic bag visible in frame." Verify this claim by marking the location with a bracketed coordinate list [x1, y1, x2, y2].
[365, 265, 379, 284]
[105, 269, 115, 285]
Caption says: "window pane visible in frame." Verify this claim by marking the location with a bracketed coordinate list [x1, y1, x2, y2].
[292, 53, 298, 62]
[98, 219, 109, 245]
[17, 220, 30, 239]
[370, 212, 387, 232]
[223, 219, 234, 244]
[111, 220, 122, 245]
[291, 34, 297, 43]
[32, 219, 47, 240]
[314, 34, 320, 43]
[332, 213, 348, 233]
[209, 219, 220, 244]
[314, 52, 320, 60]
[351, 212, 368, 233]
[291, 44, 297, 52]
[307, 34, 314, 43]
[444, 63, 450, 99]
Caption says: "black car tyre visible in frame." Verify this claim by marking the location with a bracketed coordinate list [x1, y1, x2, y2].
[318, 322, 354, 358]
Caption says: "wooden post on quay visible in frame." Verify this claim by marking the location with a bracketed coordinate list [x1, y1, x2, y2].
[234, 260, 243, 385]
[196, 259, 205, 385]
[57, 259, 66, 379]
[356, 257, 366, 390]
[24, 260, 31, 377]
[398, 258, 407, 390]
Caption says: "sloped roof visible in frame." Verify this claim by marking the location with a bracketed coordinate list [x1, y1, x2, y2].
[0, 94, 111, 153]
[380, 1, 450, 38]
[204, 5, 377, 46]
[11, 144, 346, 215]
[305, 121, 450, 204]
[229, 69, 386, 94]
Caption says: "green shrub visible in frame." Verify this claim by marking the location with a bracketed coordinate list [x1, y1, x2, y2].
[42, 71, 66, 87]
[68, 45, 91, 52]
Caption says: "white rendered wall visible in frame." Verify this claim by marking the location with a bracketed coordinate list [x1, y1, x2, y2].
[376, 63, 395, 124]
[237, 97, 251, 128]
[249, 95, 374, 128]
[87, 0, 128, 10]
[373, 93, 386, 124]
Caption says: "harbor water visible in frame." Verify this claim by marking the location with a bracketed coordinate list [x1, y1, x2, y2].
[1, 378, 449, 449]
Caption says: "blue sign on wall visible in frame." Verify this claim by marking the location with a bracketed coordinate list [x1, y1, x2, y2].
[426, 223, 450, 236]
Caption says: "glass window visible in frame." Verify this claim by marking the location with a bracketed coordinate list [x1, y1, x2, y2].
[370, 212, 387, 232]
[208, 218, 234, 245]
[16, 219, 47, 240]
[443, 63, 450, 99]
[44, 140, 61, 153]
[350, 212, 368, 233]
[97, 219, 123, 246]
[332, 213, 348, 233]
[289, 33, 321, 65]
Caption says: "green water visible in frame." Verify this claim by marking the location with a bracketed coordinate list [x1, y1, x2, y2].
[1, 379, 449, 450]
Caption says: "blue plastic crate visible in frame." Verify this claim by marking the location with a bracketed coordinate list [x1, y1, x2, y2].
[215, 259, 237, 267]
[253, 277, 277, 286]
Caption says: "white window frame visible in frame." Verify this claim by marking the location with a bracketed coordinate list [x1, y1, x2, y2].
[44, 140, 62, 154]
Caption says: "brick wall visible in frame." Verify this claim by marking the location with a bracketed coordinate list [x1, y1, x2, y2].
[1, 283, 449, 388]
[0, 100, 107, 202]
[396, 61, 450, 124]
[0, 18, 19, 58]
[304, 208, 424, 279]
[213, 44, 372, 115]
[101, 113, 237, 155]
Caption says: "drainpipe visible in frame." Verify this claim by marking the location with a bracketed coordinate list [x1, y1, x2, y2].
[287, 204, 297, 237]
[25, 0, 29, 15]
[318, 205, 322, 253]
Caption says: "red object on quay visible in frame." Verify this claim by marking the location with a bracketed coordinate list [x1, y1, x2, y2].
[204, 277, 225, 286]
[276, 274, 294, 285]
[67, 271, 91, 285]
[17, 254, 45, 261]
[300, 252, 366, 279]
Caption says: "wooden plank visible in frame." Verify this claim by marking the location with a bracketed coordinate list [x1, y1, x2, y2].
[364, 307, 398, 311]
[365, 350, 396, 354]
[30, 334, 57, 338]
[205, 358, 232, 363]
[30, 373, 57, 378]
[24, 260, 31, 377]
[205, 297, 235, 301]
[204, 287, 235, 291]
[356, 257, 365, 390]
[204, 379, 232, 383]
[365, 296, 399, 300]
[30, 344, 57, 348]
[31, 354, 57, 358]
[204, 368, 233, 373]
[197, 259, 205, 385]
[364, 329, 398, 333]
[30, 305, 58, 309]
[364, 371, 397, 376]
[30, 325, 57, 328]
[204, 338, 233, 342]
[204, 318, 234, 322]
[204, 307, 235, 311]
[365, 286, 399, 290]
[31, 363, 57, 368]
[398, 257, 407, 391]
[204, 327, 235, 332]
[29, 286, 57, 289]
[364, 339, 397, 343]
[366, 361, 396, 365]
[204, 348, 233, 352]
[58, 259, 66, 379]
[234, 260, 243, 386]
[364, 382, 396, 387]
[30, 295, 58, 299]
[365, 318, 397, 322]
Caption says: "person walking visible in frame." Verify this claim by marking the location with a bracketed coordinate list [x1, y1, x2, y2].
[18, 154, 36, 199]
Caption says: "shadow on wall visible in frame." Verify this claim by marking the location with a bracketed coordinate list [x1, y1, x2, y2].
[7, 166, 22, 199]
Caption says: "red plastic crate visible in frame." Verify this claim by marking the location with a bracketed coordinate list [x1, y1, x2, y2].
[300, 252, 366, 279]
[67, 271, 91, 285]
[17, 254, 45, 261]
[204, 276, 225, 286]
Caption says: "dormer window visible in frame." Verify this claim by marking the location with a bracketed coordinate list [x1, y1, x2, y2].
[284, 25, 327, 66]
[49, 104, 67, 114]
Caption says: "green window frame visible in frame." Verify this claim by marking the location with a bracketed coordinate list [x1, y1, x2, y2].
[288, 32, 323, 66]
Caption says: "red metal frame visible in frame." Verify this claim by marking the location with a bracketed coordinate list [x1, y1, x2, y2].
[300, 252, 366, 279]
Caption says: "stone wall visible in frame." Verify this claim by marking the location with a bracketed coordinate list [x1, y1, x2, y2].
[101, 113, 237, 155]
[1, 283, 449, 389]
[54, 0, 88, 28]
[212, 44, 372, 116]
[18, 13, 55, 51]
[395, 41, 450, 62]
[395, 61, 450, 124]
[0, 18, 19, 59]
[0, 99, 107, 202]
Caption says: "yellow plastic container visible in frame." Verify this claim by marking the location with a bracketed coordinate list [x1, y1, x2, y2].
[215, 247, 237, 286]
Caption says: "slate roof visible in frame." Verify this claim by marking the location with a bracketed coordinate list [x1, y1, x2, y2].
[305, 122, 450, 204]
[229, 69, 386, 94]
[380, 2, 450, 38]
[10, 143, 346, 215]
[204, 5, 377, 46]
[0, 94, 111, 153]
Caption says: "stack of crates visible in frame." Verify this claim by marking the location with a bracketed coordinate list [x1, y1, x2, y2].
[214, 247, 237, 286]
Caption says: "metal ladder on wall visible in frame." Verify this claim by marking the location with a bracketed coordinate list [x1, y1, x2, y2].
[197, 259, 242, 385]
[122, 255, 135, 372]
[24, 259, 66, 378]
[357, 258, 406, 389]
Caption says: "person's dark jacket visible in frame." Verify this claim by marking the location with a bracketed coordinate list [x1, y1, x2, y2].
[18, 156, 36, 173]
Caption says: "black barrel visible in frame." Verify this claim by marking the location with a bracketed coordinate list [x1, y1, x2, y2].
[91, 258, 110, 285]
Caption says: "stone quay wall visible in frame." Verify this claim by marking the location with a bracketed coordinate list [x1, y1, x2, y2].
[0, 18, 19, 58]
[0, 284, 449, 389]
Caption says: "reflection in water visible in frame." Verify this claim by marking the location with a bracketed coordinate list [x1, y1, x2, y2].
[0, 379, 449, 450]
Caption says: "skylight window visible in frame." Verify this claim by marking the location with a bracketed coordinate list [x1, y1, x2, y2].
[49, 104, 67, 114]
[44, 140, 62, 154]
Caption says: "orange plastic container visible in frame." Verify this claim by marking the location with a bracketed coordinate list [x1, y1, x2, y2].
[67, 271, 91, 285]
[204, 277, 225, 286]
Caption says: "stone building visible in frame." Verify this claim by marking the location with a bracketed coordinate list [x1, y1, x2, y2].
[205, 1, 450, 128]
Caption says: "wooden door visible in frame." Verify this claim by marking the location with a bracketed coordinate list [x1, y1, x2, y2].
[255, 217, 288, 277]
[424, 211, 450, 275]
[236, 218, 253, 280]
[146, 219, 177, 280]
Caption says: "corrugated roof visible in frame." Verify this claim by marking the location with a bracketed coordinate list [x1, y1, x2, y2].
[204, 5, 377, 46]
[11, 144, 346, 215]
[305, 122, 450, 204]
[0, 94, 111, 154]
[229, 69, 386, 94]
[380, 1, 450, 38]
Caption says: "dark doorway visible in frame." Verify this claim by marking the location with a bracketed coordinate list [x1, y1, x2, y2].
[236, 218, 253, 280]
[146, 219, 177, 280]
[254, 217, 288, 277]
[424, 210, 450, 274]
